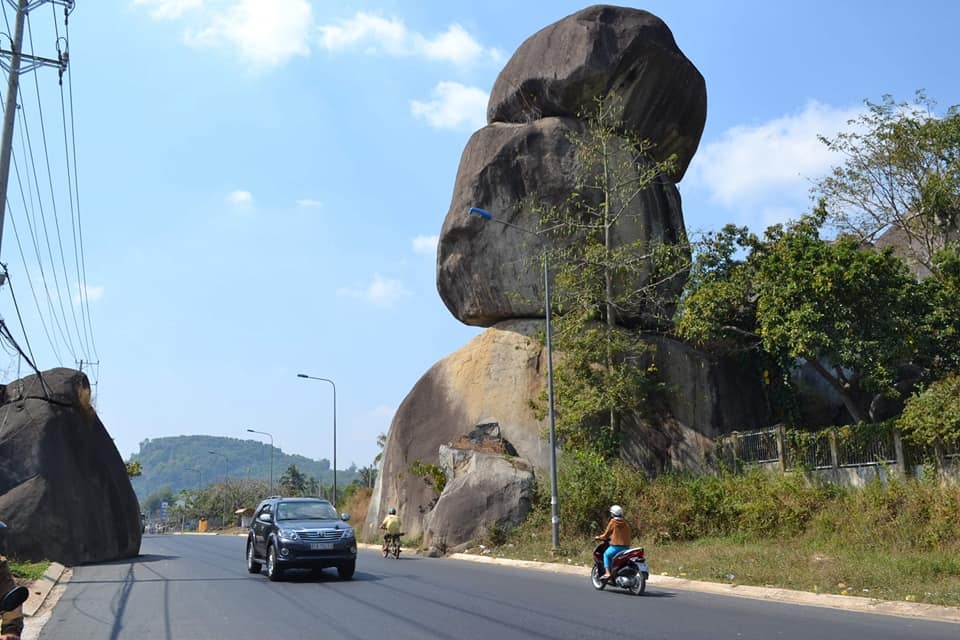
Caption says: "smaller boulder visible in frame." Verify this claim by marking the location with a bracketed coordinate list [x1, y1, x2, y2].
[422, 445, 534, 553]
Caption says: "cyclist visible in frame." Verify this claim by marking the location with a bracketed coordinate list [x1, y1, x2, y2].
[379, 508, 402, 553]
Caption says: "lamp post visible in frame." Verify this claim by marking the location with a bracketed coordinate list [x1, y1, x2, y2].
[246, 428, 274, 493]
[208, 450, 229, 527]
[297, 373, 338, 505]
[468, 206, 560, 551]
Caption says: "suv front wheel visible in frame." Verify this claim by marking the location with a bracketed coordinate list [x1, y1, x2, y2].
[337, 560, 355, 580]
[266, 543, 284, 582]
[246, 540, 262, 574]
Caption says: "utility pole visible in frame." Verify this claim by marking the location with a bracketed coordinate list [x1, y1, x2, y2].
[0, 0, 74, 269]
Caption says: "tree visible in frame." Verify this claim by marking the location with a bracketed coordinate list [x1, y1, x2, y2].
[898, 373, 960, 447]
[675, 224, 762, 354]
[916, 243, 960, 377]
[678, 208, 923, 424]
[814, 92, 960, 273]
[126, 460, 142, 477]
[279, 464, 307, 496]
[539, 94, 687, 455]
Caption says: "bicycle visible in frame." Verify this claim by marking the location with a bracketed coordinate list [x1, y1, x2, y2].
[382, 533, 402, 559]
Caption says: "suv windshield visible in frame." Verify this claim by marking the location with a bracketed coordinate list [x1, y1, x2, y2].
[275, 501, 339, 521]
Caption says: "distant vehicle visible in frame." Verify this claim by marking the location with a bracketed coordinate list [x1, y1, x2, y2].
[245, 496, 356, 581]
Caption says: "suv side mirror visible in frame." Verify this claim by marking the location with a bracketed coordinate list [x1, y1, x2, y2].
[340, 513, 350, 522]
[258, 513, 272, 523]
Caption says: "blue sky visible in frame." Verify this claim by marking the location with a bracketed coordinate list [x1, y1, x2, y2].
[1, 1, 958, 473]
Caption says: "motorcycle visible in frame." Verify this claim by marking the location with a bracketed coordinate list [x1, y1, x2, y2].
[590, 539, 649, 595]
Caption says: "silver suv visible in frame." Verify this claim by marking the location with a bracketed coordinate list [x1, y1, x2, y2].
[245, 496, 357, 581]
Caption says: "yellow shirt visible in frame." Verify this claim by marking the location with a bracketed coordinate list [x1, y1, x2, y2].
[381, 514, 402, 534]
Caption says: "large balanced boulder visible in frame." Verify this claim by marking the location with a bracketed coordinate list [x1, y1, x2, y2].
[487, 5, 706, 181]
[0, 368, 141, 565]
[437, 117, 686, 327]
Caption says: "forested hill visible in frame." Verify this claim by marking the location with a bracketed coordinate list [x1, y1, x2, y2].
[128, 435, 360, 501]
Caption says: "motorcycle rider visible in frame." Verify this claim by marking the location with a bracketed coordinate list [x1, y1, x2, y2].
[379, 508, 402, 552]
[594, 505, 631, 581]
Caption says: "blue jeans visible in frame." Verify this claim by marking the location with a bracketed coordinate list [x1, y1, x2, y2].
[604, 544, 628, 570]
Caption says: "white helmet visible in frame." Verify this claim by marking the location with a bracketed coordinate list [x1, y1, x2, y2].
[610, 505, 623, 518]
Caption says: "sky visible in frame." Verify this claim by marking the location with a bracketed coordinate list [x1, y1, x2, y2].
[0, 0, 958, 474]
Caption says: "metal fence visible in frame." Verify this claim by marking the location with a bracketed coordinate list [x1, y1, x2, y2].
[721, 425, 901, 473]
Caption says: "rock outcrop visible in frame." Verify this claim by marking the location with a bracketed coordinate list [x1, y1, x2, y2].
[0, 368, 141, 565]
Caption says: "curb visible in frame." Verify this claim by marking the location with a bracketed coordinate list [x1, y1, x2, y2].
[23, 562, 65, 617]
[450, 552, 960, 625]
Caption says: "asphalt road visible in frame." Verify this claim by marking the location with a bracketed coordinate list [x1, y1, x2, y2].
[28, 534, 960, 639]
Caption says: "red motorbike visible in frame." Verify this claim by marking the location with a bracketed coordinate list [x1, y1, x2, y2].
[591, 540, 649, 595]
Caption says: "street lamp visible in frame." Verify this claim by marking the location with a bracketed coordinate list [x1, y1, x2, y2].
[297, 373, 338, 505]
[468, 206, 560, 551]
[246, 428, 274, 493]
[208, 450, 229, 527]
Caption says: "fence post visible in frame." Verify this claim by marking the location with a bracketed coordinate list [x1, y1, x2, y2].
[776, 425, 786, 473]
[828, 428, 840, 482]
[892, 428, 906, 477]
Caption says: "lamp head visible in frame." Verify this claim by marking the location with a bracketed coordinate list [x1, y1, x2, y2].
[468, 207, 492, 220]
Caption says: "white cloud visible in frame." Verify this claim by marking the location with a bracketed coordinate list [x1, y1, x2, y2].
[135, 0, 313, 67]
[410, 82, 488, 131]
[317, 13, 499, 65]
[228, 190, 253, 205]
[412, 235, 438, 256]
[337, 274, 411, 307]
[296, 198, 323, 208]
[74, 283, 104, 305]
[688, 101, 864, 220]
[132, 0, 204, 21]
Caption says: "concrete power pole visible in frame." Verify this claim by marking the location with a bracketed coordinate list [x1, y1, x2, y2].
[0, 0, 73, 274]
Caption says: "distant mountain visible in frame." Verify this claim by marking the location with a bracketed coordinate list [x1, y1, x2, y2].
[128, 435, 358, 501]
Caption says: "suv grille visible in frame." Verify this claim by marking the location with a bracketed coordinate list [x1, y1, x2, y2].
[299, 529, 347, 542]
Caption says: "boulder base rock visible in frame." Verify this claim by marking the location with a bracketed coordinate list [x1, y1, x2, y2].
[366, 320, 550, 543]
[0, 368, 141, 565]
[366, 325, 774, 547]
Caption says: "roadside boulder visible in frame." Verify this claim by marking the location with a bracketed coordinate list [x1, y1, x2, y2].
[0, 368, 141, 565]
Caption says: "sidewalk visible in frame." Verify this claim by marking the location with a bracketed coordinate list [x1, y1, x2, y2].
[23, 562, 65, 617]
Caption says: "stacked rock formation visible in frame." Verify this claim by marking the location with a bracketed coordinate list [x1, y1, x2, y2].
[369, 6, 723, 549]
[437, 4, 706, 328]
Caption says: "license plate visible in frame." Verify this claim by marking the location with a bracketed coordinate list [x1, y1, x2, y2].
[310, 543, 333, 550]
[636, 562, 649, 573]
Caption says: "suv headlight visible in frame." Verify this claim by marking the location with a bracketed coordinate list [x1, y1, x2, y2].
[278, 527, 300, 541]
[342, 528, 355, 540]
